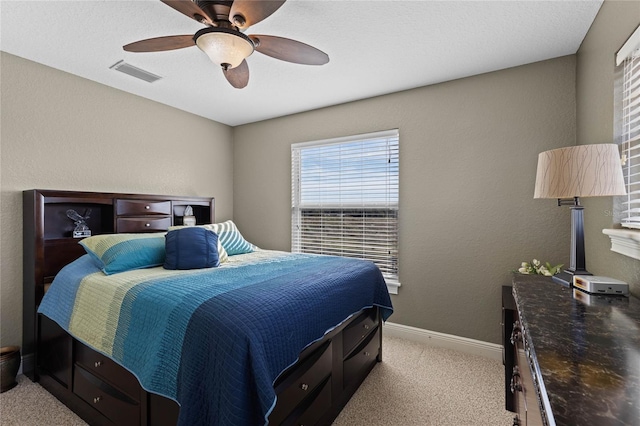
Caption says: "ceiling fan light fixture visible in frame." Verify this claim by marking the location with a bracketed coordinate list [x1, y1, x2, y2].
[194, 27, 254, 69]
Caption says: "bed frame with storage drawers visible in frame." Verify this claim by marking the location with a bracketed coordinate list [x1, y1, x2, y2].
[23, 189, 383, 426]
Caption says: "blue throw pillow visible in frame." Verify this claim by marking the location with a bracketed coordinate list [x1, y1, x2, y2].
[168, 225, 229, 264]
[164, 227, 220, 270]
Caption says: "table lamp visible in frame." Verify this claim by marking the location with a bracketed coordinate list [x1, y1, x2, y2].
[534, 144, 627, 286]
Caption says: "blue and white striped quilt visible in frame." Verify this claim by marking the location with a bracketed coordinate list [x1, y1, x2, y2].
[38, 250, 393, 425]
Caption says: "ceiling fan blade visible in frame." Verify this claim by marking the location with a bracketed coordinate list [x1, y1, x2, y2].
[123, 35, 195, 52]
[223, 60, 250, 89]
[250, 35, 329, 65]
[229, 0, 286, 29]
[160, 0, 214, 26]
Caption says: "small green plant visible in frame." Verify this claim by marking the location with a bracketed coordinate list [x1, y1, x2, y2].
[517, 259, 563, 276]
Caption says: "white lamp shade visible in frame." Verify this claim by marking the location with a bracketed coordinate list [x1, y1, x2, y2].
[195, 29, 254, 69]
[534, 144, 627, 199]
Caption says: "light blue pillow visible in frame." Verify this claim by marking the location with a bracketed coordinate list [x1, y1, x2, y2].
[79, 233, 166, 275]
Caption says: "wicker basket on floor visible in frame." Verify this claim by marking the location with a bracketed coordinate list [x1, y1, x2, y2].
[0, 346, 21, 393]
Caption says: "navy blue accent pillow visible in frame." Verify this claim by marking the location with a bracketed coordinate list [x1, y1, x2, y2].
[164, 227, 220, 270]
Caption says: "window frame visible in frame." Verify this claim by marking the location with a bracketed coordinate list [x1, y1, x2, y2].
[604, 25, 640, 261]
[291, 129, 400, 294]
[616, 25, 640, 230]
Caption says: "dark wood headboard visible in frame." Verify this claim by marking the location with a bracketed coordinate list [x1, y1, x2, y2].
[22, 189, 214, 378]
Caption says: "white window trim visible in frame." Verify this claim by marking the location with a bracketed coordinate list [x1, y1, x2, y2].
[617, 24, 640, 66]
[384, 279, 401, 295]
[602, 228, 640, 261]
[291, 129, 401, 294]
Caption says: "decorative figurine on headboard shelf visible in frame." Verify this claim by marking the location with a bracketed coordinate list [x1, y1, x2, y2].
[66, 209, 92, 238]
[183, 205, 196, 227]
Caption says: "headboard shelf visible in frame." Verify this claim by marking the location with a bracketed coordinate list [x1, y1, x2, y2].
[23, 189, 215, 379]
[44, 202, 114, 239]
[172, 202, 212, 226]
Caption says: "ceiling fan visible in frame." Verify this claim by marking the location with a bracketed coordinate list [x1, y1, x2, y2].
[123, 0, 329, 89]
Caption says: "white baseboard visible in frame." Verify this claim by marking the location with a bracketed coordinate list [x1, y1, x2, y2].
[383, 322, 502, 361]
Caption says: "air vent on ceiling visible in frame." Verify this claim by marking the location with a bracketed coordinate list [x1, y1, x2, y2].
[110, 60, 162, 83]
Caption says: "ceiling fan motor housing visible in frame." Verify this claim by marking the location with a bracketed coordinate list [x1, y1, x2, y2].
[194, 1, 235, 24]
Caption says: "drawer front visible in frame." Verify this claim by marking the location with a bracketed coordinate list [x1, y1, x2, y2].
[116, 200, 171, 216]
[73, 366, 140, 426]
[343, 309, 379, 357]
[75, 342, 140, 401]
[291, 377, 332, 426]
[343, 327, 380, 388]
[116, 217, 172, 233]
[271, 341, 332, 423]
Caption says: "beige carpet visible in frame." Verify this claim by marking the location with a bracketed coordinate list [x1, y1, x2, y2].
[0, 335, 514, 425]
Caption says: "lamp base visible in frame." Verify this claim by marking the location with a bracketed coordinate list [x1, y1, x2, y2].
[552, 270, 593, 287]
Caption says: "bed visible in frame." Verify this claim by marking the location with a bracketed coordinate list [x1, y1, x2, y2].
[22, 189, 393, 426]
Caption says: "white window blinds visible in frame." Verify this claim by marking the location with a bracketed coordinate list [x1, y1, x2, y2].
[620, 35, 640, 229]
[291, 130, 399, 282]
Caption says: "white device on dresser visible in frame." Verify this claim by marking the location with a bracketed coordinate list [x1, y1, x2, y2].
[572, 275, 629, 296]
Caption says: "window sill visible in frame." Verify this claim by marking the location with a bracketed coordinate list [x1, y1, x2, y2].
[602, 228, 640, 261]
[386, 280, 400, 295]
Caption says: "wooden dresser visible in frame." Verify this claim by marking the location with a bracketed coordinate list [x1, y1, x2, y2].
[503, 275, 640, 426]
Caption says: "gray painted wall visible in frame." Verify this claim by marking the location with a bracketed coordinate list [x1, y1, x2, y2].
[0, 52, 234, 348]
[233, 56, 576, 344]
[576, 0, 640, 293]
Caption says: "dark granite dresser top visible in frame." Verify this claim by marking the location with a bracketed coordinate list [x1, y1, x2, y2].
[512, 275, 640, 426]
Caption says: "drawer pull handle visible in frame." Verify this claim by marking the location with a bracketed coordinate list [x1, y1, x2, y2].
[93, 396, 102, 404]
[510, 373, 522, 394]
[510, 321, 522, 345]
[300, 383, 309, 391]
[94, 361, 102, 368]
[510, 366, 522, 394]
[145, 205, 150, 210]
[363, 324, 370, 330]
[145, 223, 151, 227]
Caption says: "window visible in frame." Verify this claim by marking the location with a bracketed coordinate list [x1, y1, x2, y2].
[618, 27, 640, 229]
[291, 130, 399, 291]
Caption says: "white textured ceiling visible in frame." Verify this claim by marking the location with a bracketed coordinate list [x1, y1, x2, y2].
[1, 0, 602, 126]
